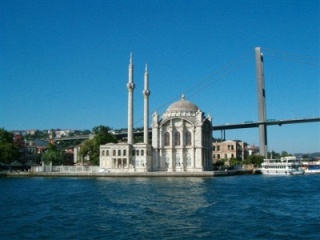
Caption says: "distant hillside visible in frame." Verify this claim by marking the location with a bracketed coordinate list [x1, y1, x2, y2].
[295, 152, 320, 158]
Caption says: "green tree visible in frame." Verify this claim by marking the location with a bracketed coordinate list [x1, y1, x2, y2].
[80, 125, 117, 165]
[82, 129, 91, 135]
[41, 143, 64, 165]
[267, 150, 279, 159]
[92, 125, 116, 144]
[230, 158, 241, 167]
[79, 139, 95, 164]
[302, 154, 309, 160]
[281, 151, 290, 157]
[213, 159, 226, 170]
[243, 155, 264, 167]
[42, 150, 57, 165]
[0, 128, 19, 164]
[134, 135, 143, 143]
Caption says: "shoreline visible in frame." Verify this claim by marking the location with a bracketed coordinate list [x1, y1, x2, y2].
[2, 170, 253, 178]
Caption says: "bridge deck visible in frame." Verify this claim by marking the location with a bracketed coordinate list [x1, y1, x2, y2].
[212, 117, 320, 130]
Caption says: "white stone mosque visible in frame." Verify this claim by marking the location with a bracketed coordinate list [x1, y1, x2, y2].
[99, 54, 213, 172]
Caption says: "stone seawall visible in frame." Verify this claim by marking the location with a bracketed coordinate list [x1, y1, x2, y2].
[4, 170, 253, 178]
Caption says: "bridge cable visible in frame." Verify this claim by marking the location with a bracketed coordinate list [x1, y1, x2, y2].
[134, 49, 253, 126]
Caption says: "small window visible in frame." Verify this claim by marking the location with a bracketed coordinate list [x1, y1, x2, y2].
[141, 150, 144, 156]
[123, 150, 126, 156]
[106, 150, 109, 156]
[118, 150, 121, 156]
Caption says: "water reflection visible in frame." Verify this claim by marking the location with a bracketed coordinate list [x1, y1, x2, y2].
[94, 177, 212, 238]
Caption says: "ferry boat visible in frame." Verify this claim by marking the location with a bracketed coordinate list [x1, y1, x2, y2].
[261, 156, 305, 175]
[301, 160, 320, 174]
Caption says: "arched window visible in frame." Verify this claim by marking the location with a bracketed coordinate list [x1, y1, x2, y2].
[113, 150, 116, 156]
[101, 150, 105, 156]
[118, 150, 121, 156]
[174, 132, 180, 146]
[164, 132, 170, 146]
[123, 150, 126, 156]
[106, 150, 109, 156]
[141, 150, 144, 156]
[136, 150, 140, 156]
[186, 131, 191, 146]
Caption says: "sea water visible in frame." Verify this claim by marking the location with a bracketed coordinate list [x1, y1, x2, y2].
[0, 175, 319, 240]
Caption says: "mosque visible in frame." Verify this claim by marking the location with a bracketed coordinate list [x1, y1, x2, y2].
[99, 54, 213, 172]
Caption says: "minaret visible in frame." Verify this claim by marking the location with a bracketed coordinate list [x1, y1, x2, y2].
[127, 53, 135, 144]
[143, 64, 150, 144]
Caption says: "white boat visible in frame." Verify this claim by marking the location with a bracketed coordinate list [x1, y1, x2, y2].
[302, 161, 320, 174]
[261, 156, 305, 175]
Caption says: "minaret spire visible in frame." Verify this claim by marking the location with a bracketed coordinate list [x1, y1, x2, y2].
[127, 53, 135, 144]
[143, 63, 150, 144]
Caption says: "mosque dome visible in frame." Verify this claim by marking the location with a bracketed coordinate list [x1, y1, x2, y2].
[166, 94, 199, 112]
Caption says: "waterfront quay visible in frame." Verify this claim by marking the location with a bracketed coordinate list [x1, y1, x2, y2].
[3, 170, 252, 178]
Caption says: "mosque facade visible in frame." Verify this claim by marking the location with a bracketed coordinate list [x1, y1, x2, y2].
[99, 55, 213, 172]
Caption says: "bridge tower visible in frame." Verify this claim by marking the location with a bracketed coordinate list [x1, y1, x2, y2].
[255, 47, 268, 157]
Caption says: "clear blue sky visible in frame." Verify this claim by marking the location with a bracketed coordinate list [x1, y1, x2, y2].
[1, 0, 319, 154]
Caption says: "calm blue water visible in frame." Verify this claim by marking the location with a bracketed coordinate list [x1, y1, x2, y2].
[0, 175, 319, 240]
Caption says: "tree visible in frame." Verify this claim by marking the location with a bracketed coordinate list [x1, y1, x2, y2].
[302, 154, 309, 160]
[230, 158, 241, 167]
[79, 139, 95, 164]
[82, 129, 91, 135]
[0, 128, 19, 164]
[213, 159, 225, 170]
[41, 143, 64, 165]
[135, 135, 143, 143]
[42, 150, 57, 165]
[80, 125, 117, 165]
[281, 151, 291, 157]
[243, 155, 264, 167]
[267, 150, 279, 159]
[92, 125, 116, 144]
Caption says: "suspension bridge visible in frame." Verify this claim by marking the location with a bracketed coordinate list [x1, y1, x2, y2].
[56, 47, 320, 156]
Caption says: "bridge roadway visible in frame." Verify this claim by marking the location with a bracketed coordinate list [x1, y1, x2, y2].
[212, 117, 320, 130]
[55, 117, 320, 141]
